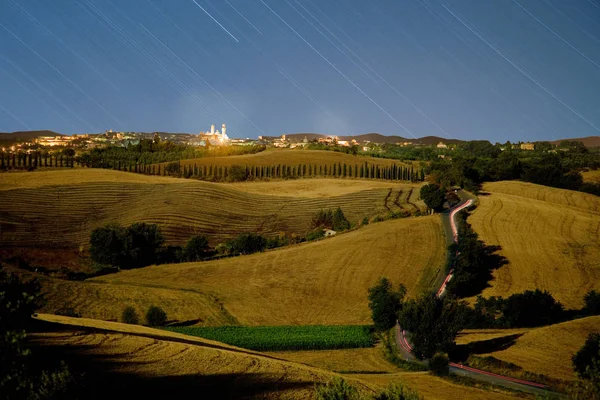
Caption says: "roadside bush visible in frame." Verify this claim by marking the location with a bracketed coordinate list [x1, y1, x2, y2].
[429, 353, 449, 376]
[374, 383, 422, 400]
[573, 333, 600, 380]
[314, 377, 360, 400]
[122, 306, 139, 325]
[146, 305, 167, 327]
[501, 289, 564, 327]
[182, 235, 209, 261]
[361, 217, 369, 226]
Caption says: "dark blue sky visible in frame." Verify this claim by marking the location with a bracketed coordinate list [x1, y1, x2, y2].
[1, 0, 599, 142]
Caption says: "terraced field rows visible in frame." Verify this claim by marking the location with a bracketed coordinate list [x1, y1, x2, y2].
[470, 182, 600, 308]
[0, 170, 423, 249]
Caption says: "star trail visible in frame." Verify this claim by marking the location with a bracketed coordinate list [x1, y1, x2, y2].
[0, 0, 599, 142]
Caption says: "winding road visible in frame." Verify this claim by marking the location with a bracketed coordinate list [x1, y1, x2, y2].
[396, 191, 554, 396]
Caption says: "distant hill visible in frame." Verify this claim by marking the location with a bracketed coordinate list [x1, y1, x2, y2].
[549, 136, 600, 148]
[284, 132, 463, 145]
[0, 130, 62, 141]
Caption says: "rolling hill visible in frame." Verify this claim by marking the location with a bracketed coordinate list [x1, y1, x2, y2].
[456, 316, 600, 382]
[30, 314, 374, 399]
[549, 136, 600, 147]
[25, 214, 444, 325]
[469, 181, 600, 308]
[0, 169, 425, 257]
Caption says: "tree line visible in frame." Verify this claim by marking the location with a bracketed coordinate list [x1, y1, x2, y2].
[0, 149, 76, 170]
[89, 208, 353, 270]
[156, 161, 425, 182]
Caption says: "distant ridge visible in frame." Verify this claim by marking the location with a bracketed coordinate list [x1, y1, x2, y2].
[284, 132, 463, 145]
[549, 136, 600, 148]
[0, 130, 62, 141]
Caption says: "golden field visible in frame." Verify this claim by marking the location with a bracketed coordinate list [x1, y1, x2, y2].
[581, 169, 600, 184]
[30, 314, 374, 400]
[0, 169, 425, 252]
[161, 148, 411, 169]
[469, 181, 600, 308]
[470, 316, 600, 382]
[30, 314, 521, 400]
[31, 215, 444, 325]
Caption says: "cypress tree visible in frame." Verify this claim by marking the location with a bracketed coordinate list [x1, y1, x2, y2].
[348, 165, 352, 178]
[343, 163, 347, 177]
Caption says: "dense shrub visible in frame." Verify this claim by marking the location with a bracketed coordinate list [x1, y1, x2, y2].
[122, 306, 139, 325]
[164, 161, 181, 177]
[573, 333, 600, 380]
[429, 353, 449, 376]
[306, 228, 325, 241]
[312, 207, 351, 231]
[146, 305, 167, 327]
[226, 165, 248, 182]
[224, 233, 267, 255]
[90, 223, 165, 269]
[127, 223, 165, 268]
[584, 290, 600, 316]
[373, 383, 422, 400]
[314, 377, 360, 400]
[182, 235, 209, 261]
[368, 278, 406, 332]
[89, 223, 131, 269]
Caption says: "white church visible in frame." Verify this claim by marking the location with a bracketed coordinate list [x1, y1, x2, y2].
[199, 123, 229, 145]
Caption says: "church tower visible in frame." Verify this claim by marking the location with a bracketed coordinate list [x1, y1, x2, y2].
[222, 123, 226, 137]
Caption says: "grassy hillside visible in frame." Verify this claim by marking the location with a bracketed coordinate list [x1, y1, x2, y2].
[463, 316, 600, 382]
[0, 170, 424, 254]
[162, 148, 411, 169]
[469, 181, 600, 308]
[31, 215, 444, 325]
[29, 314, 374, 399]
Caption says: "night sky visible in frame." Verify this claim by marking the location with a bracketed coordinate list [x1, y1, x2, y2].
[1, 0, 599, 142]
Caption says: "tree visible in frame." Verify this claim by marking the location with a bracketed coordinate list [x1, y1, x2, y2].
[227, 164, 248, 182]
[584, 290, 600, 316]
[314, 377, 360, 400]
[226, 233, 267, 255]
[146, 305, 167, 327]
[127, 223, 165, 269]
[1, 266, 74, 399]
[367, 278, 406, 331]
[164, 161, 180, 177]
[89, 223, 131, 268]
[398, 295, 466, 359]
[332, 207, 351, 231]
[122, 306, 139, 324]
[573, 333, 600, 380]
[500, 289, 564, 328]
[420, 184, 445, 212]
[429, 353, 449, 376]
[182, 235, 209, 261]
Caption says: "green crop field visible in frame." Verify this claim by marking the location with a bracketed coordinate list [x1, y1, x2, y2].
[164, 325, 375, 351]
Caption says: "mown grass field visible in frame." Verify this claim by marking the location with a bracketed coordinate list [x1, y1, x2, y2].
[30, 314, 375, 399]
[469, 181, 600, 308]
[159, 148, 412, 169]
[31, 314, 522, 400]
[164, 325, 374, 351]
[31, 215, 444, 325]
[0, 169, 425, 254]
[461, 316, 600, 382]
